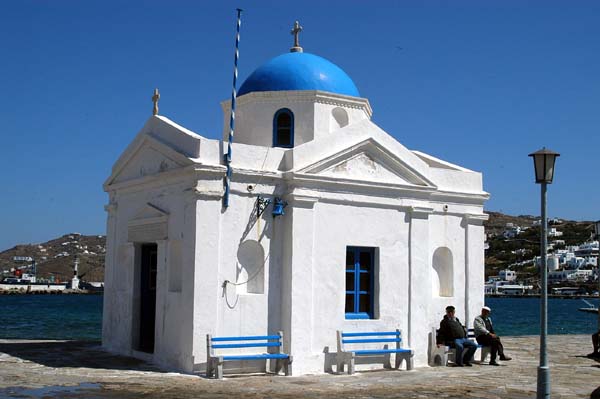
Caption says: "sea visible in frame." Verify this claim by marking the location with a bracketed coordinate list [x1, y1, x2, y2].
[0, 295, 598, 340]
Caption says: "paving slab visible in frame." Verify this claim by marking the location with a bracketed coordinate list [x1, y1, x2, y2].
[0, 335, 598, 398]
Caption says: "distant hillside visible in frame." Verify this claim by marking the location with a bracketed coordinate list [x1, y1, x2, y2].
[483, 211, 539, 236]
[0, 234, 106, 283]
[484, 211, 596, 279]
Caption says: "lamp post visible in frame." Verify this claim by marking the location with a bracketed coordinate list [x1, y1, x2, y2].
[529, 147, 560, 399]
[594, 220, 600, 331]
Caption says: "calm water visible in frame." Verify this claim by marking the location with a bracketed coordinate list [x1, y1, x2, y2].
[0, 295, 597, 340]
[486, 296, 599, 336]
[0, 295, 103, 340]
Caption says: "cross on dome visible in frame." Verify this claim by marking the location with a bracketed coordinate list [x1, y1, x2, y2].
[290, 20, 303, 53]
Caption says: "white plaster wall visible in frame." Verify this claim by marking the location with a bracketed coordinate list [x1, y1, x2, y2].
[428, 214, 466, 327]
[191, 188, 284, 373]
[307, 202, 411, 373]
[221, 91, 371, 149]
[102, 179, 196, 372]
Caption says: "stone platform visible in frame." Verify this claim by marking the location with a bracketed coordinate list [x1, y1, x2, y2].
[0, 335, 598, 398]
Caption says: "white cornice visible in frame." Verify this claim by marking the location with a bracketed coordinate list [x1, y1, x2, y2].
[221, 90, 373, 118]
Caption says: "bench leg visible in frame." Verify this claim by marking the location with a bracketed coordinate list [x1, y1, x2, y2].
[480, 347, 490, 363]
[432, 351, 449, 367]
[336, 354, 345, 374]
[206, 359, 213, 378]
[406, 354, 414, 370]
[284, 356, 292, 376]
[348, 355, 355, 375]
[384, 353, 392, 369]
[394, 353, 413, 370]
[216, 356, 224, 379]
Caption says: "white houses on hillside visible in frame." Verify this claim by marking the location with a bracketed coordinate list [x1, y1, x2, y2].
[102, 24, 489, 375]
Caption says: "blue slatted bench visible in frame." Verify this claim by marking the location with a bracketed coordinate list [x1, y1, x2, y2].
[336, 329, 414, 374]
[206, 332, 292, 379]
[430, 327, 490, 366]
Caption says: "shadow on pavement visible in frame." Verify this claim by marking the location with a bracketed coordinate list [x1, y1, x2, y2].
[0, 340, 162, 372]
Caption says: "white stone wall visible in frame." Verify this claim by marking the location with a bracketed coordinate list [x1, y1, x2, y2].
[102, 179, 197, 372]
[222, 91, 372, 148]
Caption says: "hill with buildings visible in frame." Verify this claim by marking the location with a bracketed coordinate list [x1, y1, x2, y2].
[484, 212, 598, 294]
[0, 234, 105, 283]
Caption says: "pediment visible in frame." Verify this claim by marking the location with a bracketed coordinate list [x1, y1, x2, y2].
[298, 139, 435, 188]
[108, 134, 192, 185]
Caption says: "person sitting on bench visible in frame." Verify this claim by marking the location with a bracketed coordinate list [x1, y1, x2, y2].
[437, 305, 477, 367]
[474, 306, 512, 366]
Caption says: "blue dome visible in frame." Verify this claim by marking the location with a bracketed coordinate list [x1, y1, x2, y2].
[238, 52, 360, 97]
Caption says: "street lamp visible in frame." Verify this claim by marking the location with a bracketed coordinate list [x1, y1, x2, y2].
[594, 220, 600, 331]
[529, 147, 559, 399]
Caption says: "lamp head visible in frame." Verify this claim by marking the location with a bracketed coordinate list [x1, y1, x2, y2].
[528, 147, 559, 184]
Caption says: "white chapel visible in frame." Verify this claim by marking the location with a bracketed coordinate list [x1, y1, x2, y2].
[102, 22, 489, 375]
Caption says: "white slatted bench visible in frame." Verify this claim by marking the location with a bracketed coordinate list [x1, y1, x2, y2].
[206, 332, 292, 379]
[429, 327, 490, 366]
[336, 329, 414, 375]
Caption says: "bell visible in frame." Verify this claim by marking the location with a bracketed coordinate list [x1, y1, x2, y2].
[272, 197, 287, 217]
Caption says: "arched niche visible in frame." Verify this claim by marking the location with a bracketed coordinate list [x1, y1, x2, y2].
[331, 107, 349, 129]
[236, 240, 265, 294]
[432, 247, 454, 297]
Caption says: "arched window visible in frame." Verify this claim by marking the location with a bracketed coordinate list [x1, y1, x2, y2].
[432, 247, 454, 297]
[273, 108, 294, 148]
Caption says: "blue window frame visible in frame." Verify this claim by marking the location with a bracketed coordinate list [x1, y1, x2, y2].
[345, 246, 375, 319]
[273, 108, 294, 148]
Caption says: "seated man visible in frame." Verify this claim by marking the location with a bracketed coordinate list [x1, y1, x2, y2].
[587, 330, 599, 358]
[474, 306, 512, 366]
[437, 305, 477, 367]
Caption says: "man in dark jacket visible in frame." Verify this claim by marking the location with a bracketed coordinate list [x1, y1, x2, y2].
[437, 305, 477, 367]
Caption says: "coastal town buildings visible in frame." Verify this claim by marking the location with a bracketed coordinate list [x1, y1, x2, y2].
[100, 23, 491, 375]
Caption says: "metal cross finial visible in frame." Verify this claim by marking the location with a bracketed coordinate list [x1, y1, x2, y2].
[152, 88, 160, 116]
[290, 20, 303, 53]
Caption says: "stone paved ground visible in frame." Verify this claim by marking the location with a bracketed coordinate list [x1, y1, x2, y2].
[0, 335, 598, 398]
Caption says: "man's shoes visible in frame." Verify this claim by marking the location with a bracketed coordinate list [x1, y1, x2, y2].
[464, 362, 473, 367]
[499, 356, 512, 361]
[586, 352, 600, 358]
[489, 361, 499, 366]
[454, 363, 464, 367]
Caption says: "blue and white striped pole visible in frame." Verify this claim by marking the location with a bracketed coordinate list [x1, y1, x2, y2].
[223, 8, 242, 209]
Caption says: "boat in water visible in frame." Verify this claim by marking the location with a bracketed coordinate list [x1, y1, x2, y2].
[578, 299, 599, 314]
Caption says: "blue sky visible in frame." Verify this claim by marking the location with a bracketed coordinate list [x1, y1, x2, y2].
[1, 1, 599, 250]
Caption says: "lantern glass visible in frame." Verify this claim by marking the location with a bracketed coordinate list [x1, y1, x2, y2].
[529, 148, 560, 184]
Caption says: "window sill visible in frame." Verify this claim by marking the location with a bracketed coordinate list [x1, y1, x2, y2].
[345, 312, 372, 320]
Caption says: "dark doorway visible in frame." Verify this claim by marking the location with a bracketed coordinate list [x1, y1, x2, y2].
[139, 243, 157, 353]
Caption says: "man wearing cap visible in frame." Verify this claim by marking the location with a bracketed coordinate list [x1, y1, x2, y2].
[437, 305, 477, 367]
[474, 306, 512, 366]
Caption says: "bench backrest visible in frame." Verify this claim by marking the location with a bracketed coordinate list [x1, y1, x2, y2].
[337, 329, 403, 352]
[207, 331, 283, 358]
